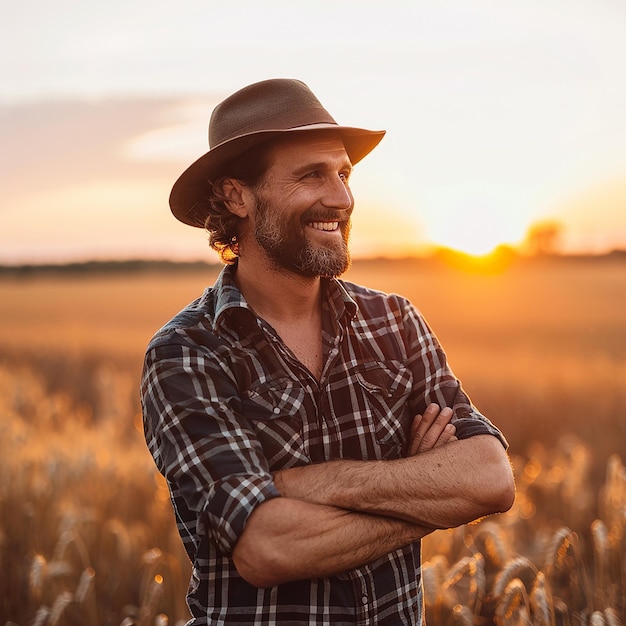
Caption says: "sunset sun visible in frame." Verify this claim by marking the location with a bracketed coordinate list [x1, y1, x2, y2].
[435, 229, 511, 257]
[427, 205, 527, 257]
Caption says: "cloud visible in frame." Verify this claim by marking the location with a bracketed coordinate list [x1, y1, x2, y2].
[0, 96, 218, 202]
[0, 96, 223, 262]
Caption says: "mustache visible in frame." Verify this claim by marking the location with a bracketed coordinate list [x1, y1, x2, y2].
[300, 208, 353, 224]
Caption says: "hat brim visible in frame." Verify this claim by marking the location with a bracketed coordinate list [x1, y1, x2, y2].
[169, 124, 385, 227]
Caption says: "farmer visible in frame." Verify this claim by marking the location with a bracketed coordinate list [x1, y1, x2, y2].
[141, 78, 515, 625]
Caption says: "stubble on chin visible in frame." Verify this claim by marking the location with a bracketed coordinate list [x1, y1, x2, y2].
[253, 195, 352, 278]
[295, 233, 351, 278]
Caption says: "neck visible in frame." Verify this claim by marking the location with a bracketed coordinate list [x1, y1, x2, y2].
[233, 252, 327, 381]
[234, 255, 323, 324]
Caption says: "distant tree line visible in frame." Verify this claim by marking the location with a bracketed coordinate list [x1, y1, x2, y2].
[0, 259, 220, 277]
[1, 250, 625, 278]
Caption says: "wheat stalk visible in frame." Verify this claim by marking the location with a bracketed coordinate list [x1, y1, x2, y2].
[52, 527, 92, 571]
[74, 565, 96, 603]
[599, 455, 625, 531]
[602, 607, 623, 626]
[423, 557, 448, 601]
[590, 611, 607, 626]
[544, 526, 594, 616]
[48, 591, 74, 626]
[448, 603, 474, 625]
[552, 597, 571, 626]
[443, 553, 486, 616]
[591, 519, 609, 609]
[101, 517, 134, 564]
[529, 571, 555, 626]
[423, 555, 449, 624]
[471, 521, 511, 572]
[74, 566, 98, 626]
[28, 553, 48, 602]
[138, 574, 165, 626]
[544, 527, 577, 574]
[494, 577, 530, 626]
[492, 556, 538, 599]
[30, 606, 51, 626]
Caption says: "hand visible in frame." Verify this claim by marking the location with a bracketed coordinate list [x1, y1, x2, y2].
[408, 403, 457, 456]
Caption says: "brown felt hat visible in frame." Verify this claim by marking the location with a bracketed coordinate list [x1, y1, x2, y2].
[169, 78, 386, 227]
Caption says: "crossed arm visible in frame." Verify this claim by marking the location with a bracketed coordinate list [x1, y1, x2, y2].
[232, 404, 515, 587]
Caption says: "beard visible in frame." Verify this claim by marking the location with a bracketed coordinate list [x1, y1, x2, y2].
[253, 195, 352, 278]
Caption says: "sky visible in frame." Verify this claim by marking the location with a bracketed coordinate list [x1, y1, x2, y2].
[1, 0, 626, 263]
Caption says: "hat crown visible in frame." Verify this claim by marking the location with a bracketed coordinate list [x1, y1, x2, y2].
[209, 79, 338, 148]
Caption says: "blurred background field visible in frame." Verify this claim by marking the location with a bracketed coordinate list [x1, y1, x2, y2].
[4, 2, 626, 624]
[1, 255, 625, 625]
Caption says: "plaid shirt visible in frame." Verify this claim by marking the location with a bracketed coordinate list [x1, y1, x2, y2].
[141, 264, 506, 625]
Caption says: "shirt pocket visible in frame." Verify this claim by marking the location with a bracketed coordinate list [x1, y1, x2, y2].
[243, 377, 309, 469]
[354, 360, 413, 459]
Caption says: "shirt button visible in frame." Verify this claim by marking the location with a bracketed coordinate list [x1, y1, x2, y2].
[273, 407, 280, 414]
[361, 595, 368, 605]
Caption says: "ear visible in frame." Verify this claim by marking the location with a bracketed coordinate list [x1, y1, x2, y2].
[222, 178, 253, 218]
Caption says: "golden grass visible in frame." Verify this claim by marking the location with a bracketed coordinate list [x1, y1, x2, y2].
[0, 257, 624, 624]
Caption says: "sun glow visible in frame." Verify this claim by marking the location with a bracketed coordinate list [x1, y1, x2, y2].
[440, 235, 507, 258]
[426, 203, 528, 258]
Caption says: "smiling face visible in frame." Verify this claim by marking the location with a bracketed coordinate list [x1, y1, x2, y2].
[249, 132, 355, 278]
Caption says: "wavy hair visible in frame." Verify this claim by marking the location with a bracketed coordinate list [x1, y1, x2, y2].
[199, 141, 275, 264]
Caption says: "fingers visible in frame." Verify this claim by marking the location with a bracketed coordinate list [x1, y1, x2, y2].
[409, 403, 457, 455]
[436, 423, 457, 448]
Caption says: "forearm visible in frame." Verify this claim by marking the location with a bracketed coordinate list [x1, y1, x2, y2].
[232, 496, 431, 587]
[274, 435, 514, 529]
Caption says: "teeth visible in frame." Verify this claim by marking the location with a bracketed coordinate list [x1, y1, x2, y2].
[310, 221, 339, 231]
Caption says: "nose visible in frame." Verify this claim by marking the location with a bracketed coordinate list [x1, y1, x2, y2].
[321, 174, 354, 211]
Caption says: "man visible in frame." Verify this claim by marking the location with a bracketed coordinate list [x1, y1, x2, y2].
[141, 78, 515, 625]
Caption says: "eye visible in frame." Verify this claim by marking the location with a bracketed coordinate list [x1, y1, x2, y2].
[339, 171, 351, 184]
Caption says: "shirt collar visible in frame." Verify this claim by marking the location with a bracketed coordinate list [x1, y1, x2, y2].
[211, 264, 359, 332]
[211, 264, 255, 333]
[324, 277, 358, 322]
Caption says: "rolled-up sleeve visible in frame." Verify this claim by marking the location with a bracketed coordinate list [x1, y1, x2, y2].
[141, 334, 280, 555]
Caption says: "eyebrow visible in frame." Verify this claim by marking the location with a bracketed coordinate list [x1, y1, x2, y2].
[291, 159, 353, 177]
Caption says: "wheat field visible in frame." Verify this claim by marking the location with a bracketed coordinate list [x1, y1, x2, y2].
[0, 256, 624, 625]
